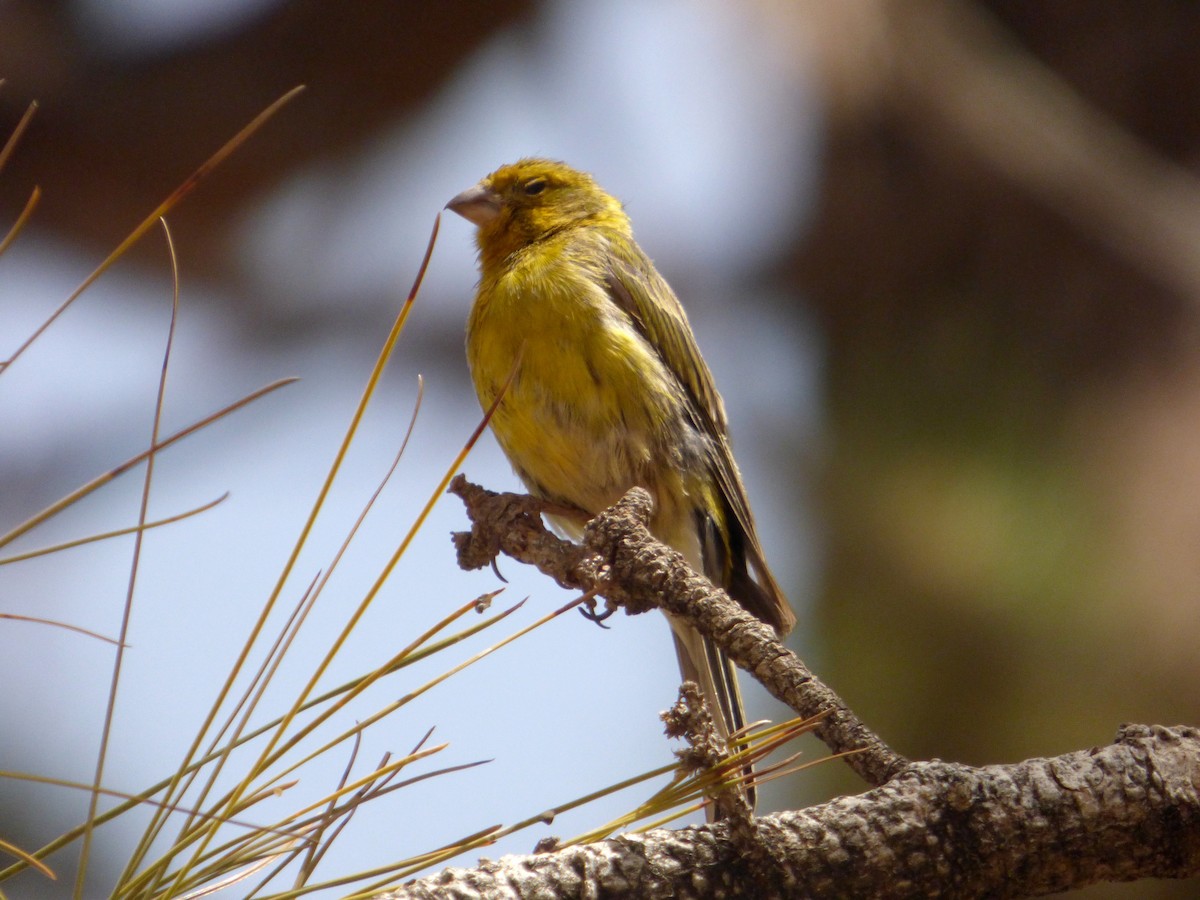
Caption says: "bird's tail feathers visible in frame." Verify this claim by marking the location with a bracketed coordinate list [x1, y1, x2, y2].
[668, 615, 755, 822]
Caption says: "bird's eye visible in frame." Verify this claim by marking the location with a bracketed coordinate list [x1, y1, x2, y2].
[523, 178, 547, 196]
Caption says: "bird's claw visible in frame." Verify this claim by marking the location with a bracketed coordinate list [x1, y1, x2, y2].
[578, 594, 614, 628]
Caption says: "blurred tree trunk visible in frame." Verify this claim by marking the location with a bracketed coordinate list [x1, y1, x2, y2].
[785, 3, 1200, 895]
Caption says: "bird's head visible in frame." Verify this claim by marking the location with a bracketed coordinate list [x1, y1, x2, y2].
[447, 159, 625, 268]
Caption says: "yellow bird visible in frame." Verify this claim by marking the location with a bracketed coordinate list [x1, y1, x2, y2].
[447, 159, 795, 818]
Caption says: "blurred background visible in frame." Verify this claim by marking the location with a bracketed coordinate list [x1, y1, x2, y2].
[1, 1, 1197, 896]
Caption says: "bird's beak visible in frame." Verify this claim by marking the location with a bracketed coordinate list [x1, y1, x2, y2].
[446, 182, 501, 226]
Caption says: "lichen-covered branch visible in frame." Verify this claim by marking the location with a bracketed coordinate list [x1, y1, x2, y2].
[382, 724, 1200, 899]
[449, 475, 907, 786]
[441, 478, 1200, 898]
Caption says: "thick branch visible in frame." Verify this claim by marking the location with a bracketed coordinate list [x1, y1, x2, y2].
[449, 476, 907, 786]
[383, 724, 1200, 899]
[442, 479, 1200, 897]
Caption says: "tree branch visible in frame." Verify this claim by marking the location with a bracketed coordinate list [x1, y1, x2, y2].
[449, 475, 907, 787]
[432, 478, 1200, 898]
[384, 724, 1200, 899]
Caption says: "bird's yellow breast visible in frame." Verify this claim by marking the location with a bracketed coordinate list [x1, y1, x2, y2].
[466, 236, 690, 523]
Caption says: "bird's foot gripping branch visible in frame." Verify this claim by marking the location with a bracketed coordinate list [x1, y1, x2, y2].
[448, 474, 908, 788]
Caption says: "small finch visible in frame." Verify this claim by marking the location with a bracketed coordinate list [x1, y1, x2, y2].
[447, 159, 795, 819]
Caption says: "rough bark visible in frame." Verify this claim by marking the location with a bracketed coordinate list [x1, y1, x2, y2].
[383, 724, 1200, 899]
[450, 476, 906, 787]
[420, 478, 1200, 899]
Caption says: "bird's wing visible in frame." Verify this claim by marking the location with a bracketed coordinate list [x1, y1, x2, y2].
[603, 240, 795, 634]
[602, 242, 727, 436]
